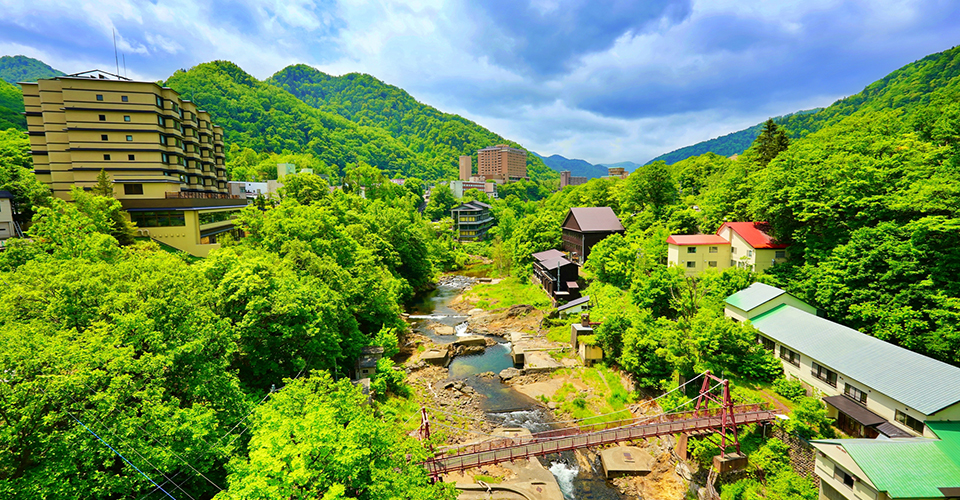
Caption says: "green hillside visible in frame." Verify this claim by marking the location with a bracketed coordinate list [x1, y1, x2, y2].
[267, 64, 557, 182]
[0, 79, 25, 130]
[0, 55, 64, 86]
[532, 151, 608, 178]
[648, 45, 960, 164]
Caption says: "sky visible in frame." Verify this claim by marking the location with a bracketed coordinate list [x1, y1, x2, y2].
[2, 0, 959, 164]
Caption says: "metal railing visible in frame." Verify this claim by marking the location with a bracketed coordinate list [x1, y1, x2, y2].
[165, 191, 242, 200]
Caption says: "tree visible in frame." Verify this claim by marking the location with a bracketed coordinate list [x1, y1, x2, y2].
[622, 161, 676, 216]
[217, 372, 456, 500]
[424, 184, 456, 221]
[281, 172, 329, 204]
[91, 169, 114, 197]
[72, 188, 136, 246]
[754, 118, 790, 167]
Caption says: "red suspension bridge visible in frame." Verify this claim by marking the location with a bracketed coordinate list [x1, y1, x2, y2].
[417, 372, 780, 477]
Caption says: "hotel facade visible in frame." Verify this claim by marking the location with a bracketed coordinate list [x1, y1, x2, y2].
[21, 72, 246, 256]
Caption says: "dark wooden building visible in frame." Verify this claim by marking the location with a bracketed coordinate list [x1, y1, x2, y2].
[531, 249, 580, 302]
[561, 207, 625, 264]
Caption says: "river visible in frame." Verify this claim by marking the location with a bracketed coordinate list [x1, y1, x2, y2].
[406, 277, 625, 500]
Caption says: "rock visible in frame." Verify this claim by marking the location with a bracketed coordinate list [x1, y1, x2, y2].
[461, 345, 486, 355]
[499, 367, 521, 381]
[468, 308, 485, 315]
[462, 386, 475, 395]
[454, 381, 464, 391]
[442, 381, 455, 390]
[478, 371, 495, 378]
[548, 401, 558, 410]
[434, 325, 455, 335]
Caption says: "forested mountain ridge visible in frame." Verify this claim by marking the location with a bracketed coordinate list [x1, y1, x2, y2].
[267, 64, 557, 182]
[532, 151, 609, 178]
[647, 44, 960, 165]
[0, 55, 64, 86]
[0, 79, 25, 130]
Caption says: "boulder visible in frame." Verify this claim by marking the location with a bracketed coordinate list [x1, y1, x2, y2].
[499, 367, 522, 381]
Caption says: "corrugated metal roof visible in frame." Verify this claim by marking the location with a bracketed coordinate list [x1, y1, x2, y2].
[814, 422, 960, 498]
[567, 207, 624, 232]
[558, 295, 589, 311]
[751, 305, 960, 415]
[717, 221, 787, 249]
[532, 249, 566, 262]
[724, 282, 786, 311]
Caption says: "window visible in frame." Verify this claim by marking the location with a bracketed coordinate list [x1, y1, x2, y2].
[747, 249, 754, 257]
[103, 154, 111, 160]
[687, 247, 697, 254]
[126, 135, 133, 142]
[895, 410, 924, 434]
[686, 261, 696, 269]
[709, 246, 718, 253]
[101, 134, 108, 141]
[162, 153, 169, 163]
[203, 178, 212, 186]
[156, 96, 163, 107]
[812, 363, 838, 387]
[99, 114, 106, 121]
[779, 346, 800, 367]
[121, 95, 129, 102]
[834, 466, 855, 488]
[123, 183, 143, 195]
[776, 250, 786, 259]
[760, 337, 775, 351]
[130, 211, 185, 228]
[124, 115, 131, 122]
[96, 94, 103, 101]
[731, 247, 737, 254]
[708, 261, 718, 267]
[158, 115, 165, 126]
[844, 383, 867, 404]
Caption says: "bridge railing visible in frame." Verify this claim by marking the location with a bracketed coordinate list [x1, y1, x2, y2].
[436, 404, 768, 459]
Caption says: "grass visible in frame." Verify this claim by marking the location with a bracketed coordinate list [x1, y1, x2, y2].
[549, 365, 637, 424]
[134, 237, 203, 263]
[461, 277, 551, 310]
[473, 474, 503, 484]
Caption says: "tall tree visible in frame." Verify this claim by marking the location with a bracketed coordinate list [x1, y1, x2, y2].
[91, 169, 113, 197]
[754, 118, 790, 166]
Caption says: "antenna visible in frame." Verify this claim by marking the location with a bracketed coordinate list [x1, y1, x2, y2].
[113, 28, 119, 76]
[122, 54, 126, 77]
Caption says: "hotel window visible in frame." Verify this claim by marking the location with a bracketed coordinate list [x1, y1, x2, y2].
[709, 246, 718, 253]
[124, 115, 131, 122]
[686, 261, 696, 269]
[776, 250, 786, 259]
[96, 94, 103, 101]
[162, 153, 169, 163]
[160, 135, 167, 145]
[128, 154, 135, 161]
[121, 95, 129, 102]
[103, 154, 111, 161]
[131, 210, 185, 227]
[779, 346, 800, 367]
[156, 96, 163, 107]
[158, 115, 165, 126]
[895, 410, 924, 434]
[126, 135, 133, 142]
[812, 362, 837, 387]
[760, 337, 775, 351]
[99, 114, 106, 121]
[101, 134, 108, 141]
[844, 383, 867, 404]
[687, 247, 697, 254]
[124, 183, 143, 195]
[708, 261, 718, 267]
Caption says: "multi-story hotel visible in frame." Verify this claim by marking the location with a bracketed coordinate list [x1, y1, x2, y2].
[477, 144, 527, 182]
[21, 71, 246, 257]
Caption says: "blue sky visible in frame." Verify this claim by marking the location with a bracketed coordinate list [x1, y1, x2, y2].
[2, 0, 959, 164]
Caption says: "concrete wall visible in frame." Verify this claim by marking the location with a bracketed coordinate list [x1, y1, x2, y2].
[0, 198, 13, 241]
[667, 243, 732, 276]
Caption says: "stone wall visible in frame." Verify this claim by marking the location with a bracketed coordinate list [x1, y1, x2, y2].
[772, 427, 820, 488]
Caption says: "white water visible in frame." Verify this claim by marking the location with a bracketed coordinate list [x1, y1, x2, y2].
[487, 409, 553, 433]
[455, 322, 469, 336]
[407, 314, 467, 320]
[549, 461, 579, 499]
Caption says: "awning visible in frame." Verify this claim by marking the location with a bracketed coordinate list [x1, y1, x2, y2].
[823, 395, 886, 427]
[875, 422, 913, 438]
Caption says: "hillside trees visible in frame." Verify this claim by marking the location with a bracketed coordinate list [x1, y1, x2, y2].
[754, 119, 790, 166]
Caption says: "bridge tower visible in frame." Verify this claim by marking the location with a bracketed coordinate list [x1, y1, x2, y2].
[695, 371, 741, 457]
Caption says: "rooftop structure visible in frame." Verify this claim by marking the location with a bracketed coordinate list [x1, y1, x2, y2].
[668, 221, 789, 276]
[723, 282, 816, 321]
[561, 207, 625, 264]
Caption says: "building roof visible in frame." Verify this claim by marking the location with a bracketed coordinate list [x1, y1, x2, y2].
[666, 234, 730, 246]
[532, 249, 566, 262]
[0, 190, 13, 199]
[813, 422, 960, 498]
[451, 200, 491, 212]
[751, 305, 960, 416]
[558, 295, 590, 311]
[564, 207, 625, 233]
[536, 256, 573, 271]
[822, 395, 886, 427]
[724, 282, 788, 311]
[717, 222, 787, 249]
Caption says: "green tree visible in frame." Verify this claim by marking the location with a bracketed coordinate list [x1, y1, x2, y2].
[424, 184, 456, 221]
[753, 118, 790, 167]
[622, 161, 676, 216]
[281, 171, 329, 204]
[91, 169, 114, 197]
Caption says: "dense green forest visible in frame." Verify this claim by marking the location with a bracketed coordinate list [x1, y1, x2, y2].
[0, 130, 462, 497]
[647, 45, 960, 165]
[532, 151, 610, 178]
[0, 55, 64, 86]
[0, 80, 25, 130]
[268, 65, 556, 182]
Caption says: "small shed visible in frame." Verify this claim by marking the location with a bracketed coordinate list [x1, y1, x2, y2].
[557, 295, 590, 318]
[355, 346, 385, 379]
[578, 335, 603, 366]
[570, 323, 593, 349]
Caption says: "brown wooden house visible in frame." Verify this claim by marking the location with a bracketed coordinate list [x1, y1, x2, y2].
[531, 249, 580, 302]
[561, 207, 625, 265]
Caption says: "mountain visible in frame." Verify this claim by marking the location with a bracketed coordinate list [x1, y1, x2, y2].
[267, 64, 556, 182]
[0, 55, 64, 86]
[0, 79, 25, 130]
[165, 61, 555, 182]
[649, 45, 960, 165]
[532, 152, 608, 179]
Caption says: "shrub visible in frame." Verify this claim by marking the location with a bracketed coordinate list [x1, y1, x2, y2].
[773, 378, 806, 402]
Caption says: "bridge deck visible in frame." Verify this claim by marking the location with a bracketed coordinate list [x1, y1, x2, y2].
[425, 406, 776, 475]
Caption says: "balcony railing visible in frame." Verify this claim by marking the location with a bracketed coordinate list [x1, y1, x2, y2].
[165, 191, 242, 200]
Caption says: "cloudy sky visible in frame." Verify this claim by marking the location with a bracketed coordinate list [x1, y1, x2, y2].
[2, 0, 959, 164]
